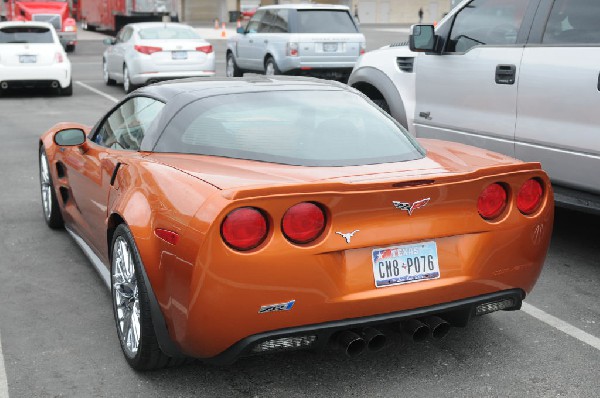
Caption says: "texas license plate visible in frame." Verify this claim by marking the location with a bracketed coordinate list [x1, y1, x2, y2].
[172, 51, 188, 60]
[372, 241, 440, 288]
[19, 55, 37, 63]
[323, 43, 338, 52]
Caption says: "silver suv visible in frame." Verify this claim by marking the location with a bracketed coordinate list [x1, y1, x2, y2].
[226, 4, 366, 81]
[349, 0, 600, 213]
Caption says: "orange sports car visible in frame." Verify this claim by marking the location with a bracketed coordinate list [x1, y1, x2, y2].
[38, 76, 553, 370]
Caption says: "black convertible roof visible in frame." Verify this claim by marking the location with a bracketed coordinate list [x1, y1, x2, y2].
[134, 75, 350, 103]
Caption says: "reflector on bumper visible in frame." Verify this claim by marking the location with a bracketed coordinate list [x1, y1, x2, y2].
[475, 298, 516, 316]
[251, 335, 317, 353]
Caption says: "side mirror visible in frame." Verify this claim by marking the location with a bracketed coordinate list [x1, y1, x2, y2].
[103, 37, 117, 45]
[409, 24, 437, 53]
[236, 26, 245, 34]
[54, 128, 86, 146]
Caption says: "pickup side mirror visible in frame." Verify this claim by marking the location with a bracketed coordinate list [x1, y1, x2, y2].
[236, 26, 245, 34]
[409, 24, 437, 53]
[54, 128, 86, 146]
[103, 37, 117, 46]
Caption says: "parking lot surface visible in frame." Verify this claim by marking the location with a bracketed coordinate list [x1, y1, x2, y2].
[0, 26, 598, 398]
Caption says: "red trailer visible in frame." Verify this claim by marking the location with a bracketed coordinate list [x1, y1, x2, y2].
[77, 0, 178, 33]
[3, 0, 77, 52]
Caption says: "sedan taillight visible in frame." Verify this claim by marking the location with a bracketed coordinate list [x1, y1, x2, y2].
[134, 45, 162, 55]
[196, 45, 213, 53]
[221, 207, 269, 251]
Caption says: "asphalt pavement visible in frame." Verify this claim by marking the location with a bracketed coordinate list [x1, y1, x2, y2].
[0, 26, 599, 398]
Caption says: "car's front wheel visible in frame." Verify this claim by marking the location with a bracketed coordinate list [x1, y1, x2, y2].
[103, 60, 116, 86]
[226, 52, 243, 77]
[111, 224, 183, 370]
[39, 147, 64, 229]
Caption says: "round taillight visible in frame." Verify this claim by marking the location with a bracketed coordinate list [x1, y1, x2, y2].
[517, 179, 543, 214]
[221, 207, 268, 251]
[282, 202, 326, 244]
[478, 183, 508, 220]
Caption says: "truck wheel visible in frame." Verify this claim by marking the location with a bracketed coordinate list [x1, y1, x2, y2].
[264, 57, 281, 76]
[372, 98, 390, 114]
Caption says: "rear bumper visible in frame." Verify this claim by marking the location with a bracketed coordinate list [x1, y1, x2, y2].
[206, 289, 524, 365]
[131, 70, 216, 85]
[129, 53, 216, 85]
[0, 64, 71, 88]
[278, 56, 359, 74]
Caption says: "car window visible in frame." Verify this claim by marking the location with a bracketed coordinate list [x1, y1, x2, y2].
[259, 9, 289, 33]
[543, 0, 600, 44]
[154, 90, 424, 167]
[246, 9, 266, 33]
[122, 27, 133, 42]
[295, 10, 358, 34]
[94, 97, 165, 151]
[0, 27, 54, 44]
[138, 26, 201, 40]
[446, 0, 530, 52]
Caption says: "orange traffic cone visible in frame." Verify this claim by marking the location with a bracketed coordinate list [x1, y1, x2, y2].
[221, 22, 227, 38]
[214, 18, 219, 30]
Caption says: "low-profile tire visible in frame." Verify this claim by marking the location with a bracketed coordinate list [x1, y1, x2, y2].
[123, 64, 138, 93]
[226, 52, 243, 77]
[39, 147, 64, 229]
[111, 224, 185, 370]
[61, 80, 73, 96]
[372, 98, 390, 114]
[264, 56, 281, 76]
[103, 59, 116, 86]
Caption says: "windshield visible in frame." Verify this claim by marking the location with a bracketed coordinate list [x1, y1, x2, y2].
[154, 90, 424, 167]
[32, 14, 62, 30]
[0, 27, 54, 44]
[296, 10, 358, 33]
[138, 27, 202, 40]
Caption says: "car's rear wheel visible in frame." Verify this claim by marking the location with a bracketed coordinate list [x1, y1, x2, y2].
[111, 224, 183, 370]
[39, 147, 64, 229]
[103, 60, 116, 86]
[226, 52, 243, 77]
[264, 56, 280, 76]
[123, 65, 138, 93]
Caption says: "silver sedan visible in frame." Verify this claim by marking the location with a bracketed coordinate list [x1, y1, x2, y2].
[102, 22, 215, 93]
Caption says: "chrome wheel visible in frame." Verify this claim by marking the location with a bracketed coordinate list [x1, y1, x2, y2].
[226, 56, 235, 77]
[112, 236, 141, 357]
[265, 61, 275, 76]
[103, 60, 110, 84]
[123, 65, 130, 93]
[39, 151, 52, 222]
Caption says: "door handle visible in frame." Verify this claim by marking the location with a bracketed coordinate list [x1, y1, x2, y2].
[264, 40, 268, 44]
[495, 64, 516, 85]
[597, 72, 600, 91]
[249, 39, 254, 43]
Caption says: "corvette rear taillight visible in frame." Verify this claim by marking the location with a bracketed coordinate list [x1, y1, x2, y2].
[478, 183, 508, 220]
[221, 207, 268, 251]
[282, 202, 326, 244]
[54, 52, 64, 63]
[196, 45, 213, 53]
[517, 178, 543, 215]
[134, 45, 162, 55]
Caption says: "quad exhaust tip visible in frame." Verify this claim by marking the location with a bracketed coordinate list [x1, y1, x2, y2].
[337, 330, 366, 358]
[401, 319, 430, 342]
[362, 327, 387, 352]
[421, 316, 451, 340]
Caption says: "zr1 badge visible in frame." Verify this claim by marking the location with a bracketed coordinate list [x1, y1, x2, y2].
[258, 300, 295, 314]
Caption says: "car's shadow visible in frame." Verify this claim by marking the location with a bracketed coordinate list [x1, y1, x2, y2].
[0, 88, 64, 98]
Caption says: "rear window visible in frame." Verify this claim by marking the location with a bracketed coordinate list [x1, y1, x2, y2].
[154, 90, 424, 167]
[0, 27, 54, 44]
[296, 10, 358, 33]
[138, 27, 201, 40]
[32, 14, 62, 31]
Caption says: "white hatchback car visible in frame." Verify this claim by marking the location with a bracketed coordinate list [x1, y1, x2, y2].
[103, 22, 216, 93]
[0, 21, 72, 96]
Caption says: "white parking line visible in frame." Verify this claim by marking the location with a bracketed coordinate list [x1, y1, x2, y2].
[75, 81, 119, 103]
[522, 303, 600, 351]
[0, 330, 9, 398]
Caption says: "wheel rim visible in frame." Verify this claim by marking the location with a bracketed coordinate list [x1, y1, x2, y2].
[103, 61, 109, 83]
[265, 61, 275, 76]
[112, 236, 141, 357]
[39, 151, 52, 221]
[226, 57, 234, 77]
[123, 67, 130, 92]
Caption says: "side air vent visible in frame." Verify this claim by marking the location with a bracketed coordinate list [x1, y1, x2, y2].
[56, 162, 66, 179]
[396, 57, 414, 73]
[390, 41, 408, 47]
